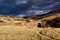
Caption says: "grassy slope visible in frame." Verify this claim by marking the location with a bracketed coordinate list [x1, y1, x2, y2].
[0, 26, 60, 40]
[0, 11, 60, 40]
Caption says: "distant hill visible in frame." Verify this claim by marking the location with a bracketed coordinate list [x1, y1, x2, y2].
[0, 10, 60, 28]
[23, 10, 60, 20]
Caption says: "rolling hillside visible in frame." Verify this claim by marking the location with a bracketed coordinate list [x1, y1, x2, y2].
[0, 10, 60, 40]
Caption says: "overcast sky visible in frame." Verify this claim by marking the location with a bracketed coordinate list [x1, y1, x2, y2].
[0, 0, 60, 16]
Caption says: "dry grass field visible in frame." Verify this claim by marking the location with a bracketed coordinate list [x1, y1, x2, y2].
[0, 26, 60, 40]
[0, 10, 60, 40]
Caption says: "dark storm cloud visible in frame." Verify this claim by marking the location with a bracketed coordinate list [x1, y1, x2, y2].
[0, 0, 60, 16]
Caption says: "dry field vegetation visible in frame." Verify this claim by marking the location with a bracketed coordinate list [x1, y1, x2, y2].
[0, 10, 60, 40]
